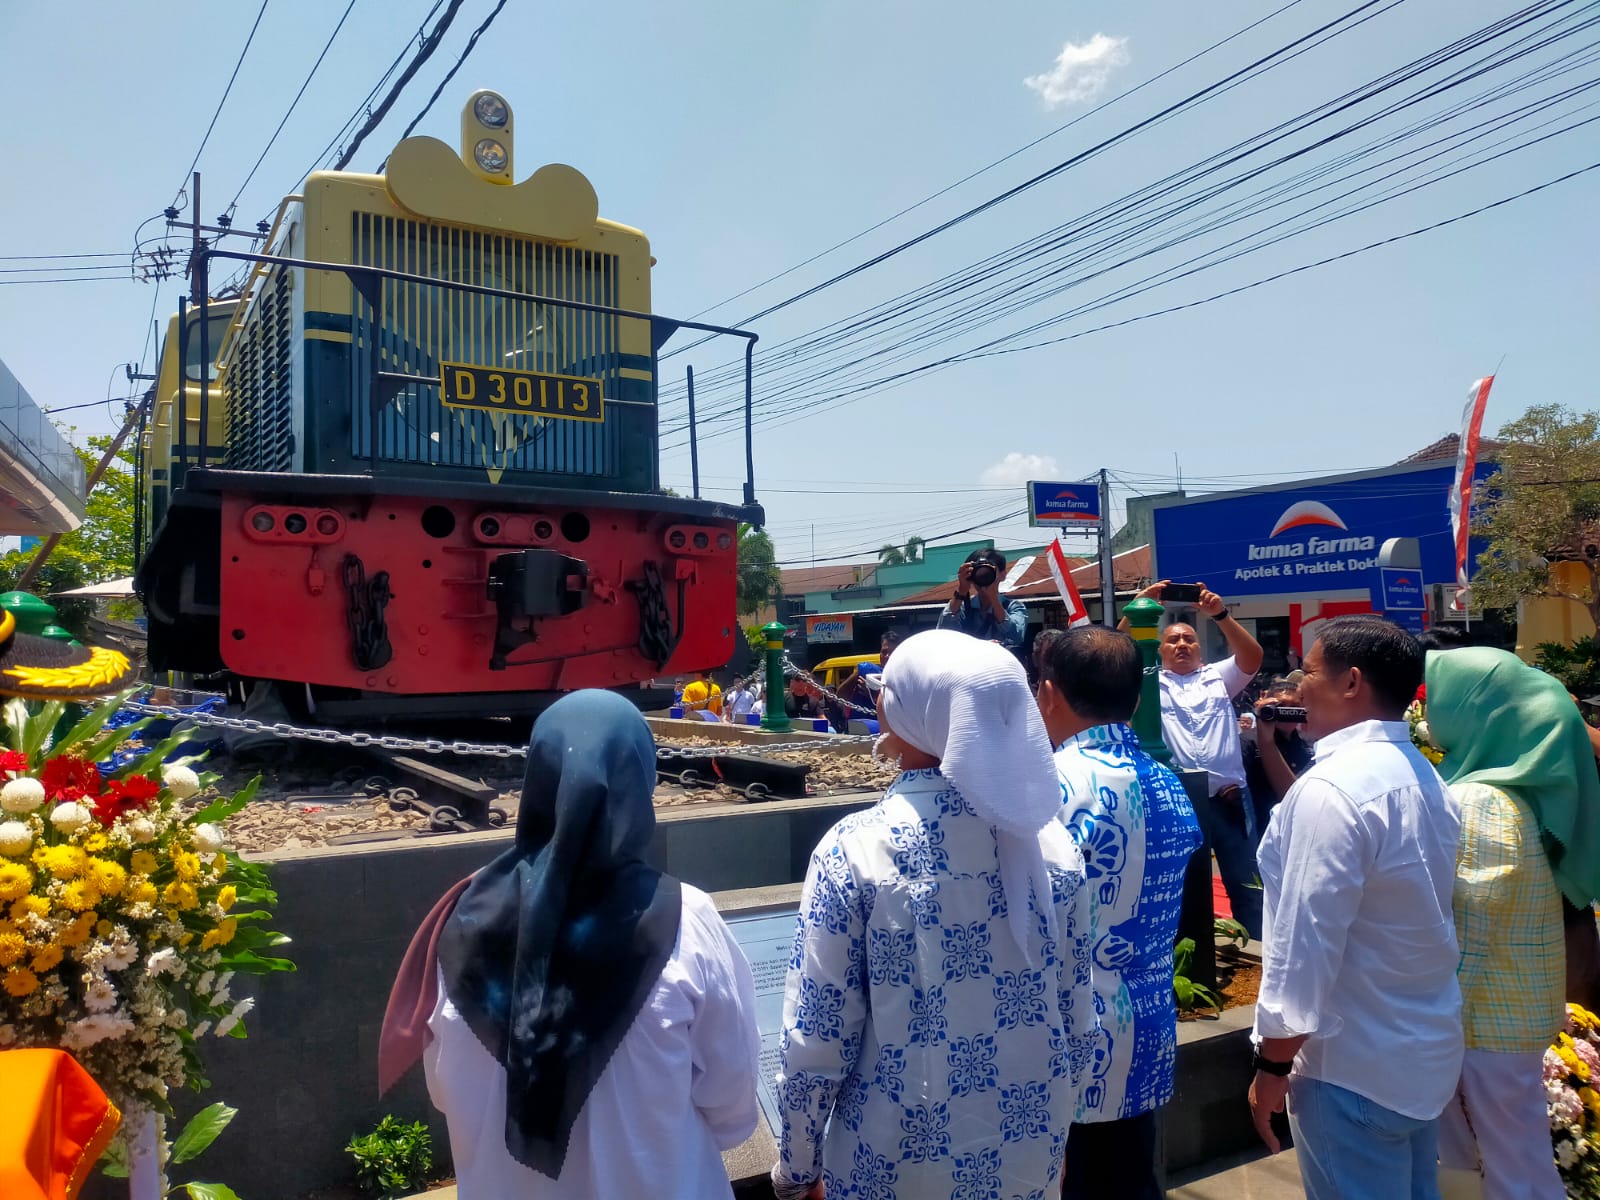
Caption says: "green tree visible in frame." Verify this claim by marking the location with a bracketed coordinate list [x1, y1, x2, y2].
[736, 522, 780, 617]
[1472, 404, 1600, 631]
[0, 434, 137, 638]
[877, 535, 926, 567]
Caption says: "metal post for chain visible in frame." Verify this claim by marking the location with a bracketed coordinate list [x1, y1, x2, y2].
[760, 622, 790, 731]
[1123, 595, 1170, 765]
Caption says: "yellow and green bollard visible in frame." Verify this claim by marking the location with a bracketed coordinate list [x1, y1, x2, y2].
[1122, 595, 1171, 765]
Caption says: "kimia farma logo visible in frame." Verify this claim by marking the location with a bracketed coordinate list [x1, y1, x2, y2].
[1269, 500, 1348, 537]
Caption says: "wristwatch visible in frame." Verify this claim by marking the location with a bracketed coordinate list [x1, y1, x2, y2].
[1251, 1047, 1293, 1077]
[1213, 607, 1231, 623]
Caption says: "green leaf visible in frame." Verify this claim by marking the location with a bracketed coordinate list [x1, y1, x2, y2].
[171, 1102, 238, 1164]
[51, 689, 140, 756]
[189, 774, 261, 826]
[20, 701, 64, 757]
[1173, 976, 1194, 1008]
[124, 725, 205, 781]
[178, 1183, 242, 1200]
[99, 1135, 130, 1178]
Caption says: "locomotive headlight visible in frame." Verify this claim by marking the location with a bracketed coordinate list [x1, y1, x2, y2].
[473, 92, 509, 129]
[474, 138, 509, 174]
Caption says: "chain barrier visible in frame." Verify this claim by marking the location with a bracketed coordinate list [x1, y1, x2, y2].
[780, 654, 878, 716]
[119, 698, 876, 762]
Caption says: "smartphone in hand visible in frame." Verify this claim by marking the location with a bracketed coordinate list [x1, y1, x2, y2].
[1162, 583, 1203, 603]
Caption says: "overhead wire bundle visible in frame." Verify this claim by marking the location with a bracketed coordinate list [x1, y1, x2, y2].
[656, 0, 1600, 453]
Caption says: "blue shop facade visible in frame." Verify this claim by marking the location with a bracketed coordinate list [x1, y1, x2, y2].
[1150, 459, 1491, 670]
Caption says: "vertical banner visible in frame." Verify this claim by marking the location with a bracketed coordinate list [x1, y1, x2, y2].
[1448, 375, 1494, 609]
[1047, 532, 1091, 627]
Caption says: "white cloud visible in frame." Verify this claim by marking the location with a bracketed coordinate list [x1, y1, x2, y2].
[1024, 33, 1130, 108]
[980, 452, 1059, 487]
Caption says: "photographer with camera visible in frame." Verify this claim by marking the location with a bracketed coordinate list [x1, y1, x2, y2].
[1244, 681, 1313, 846]
[938, 548, 1027, 649]
[1121, 579, 1266, 938]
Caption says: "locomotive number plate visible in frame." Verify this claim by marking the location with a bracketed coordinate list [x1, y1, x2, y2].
[439, 362, 604, 423]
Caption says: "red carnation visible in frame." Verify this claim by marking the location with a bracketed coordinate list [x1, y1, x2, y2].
[1415, 683, 1428, 704]
[0, 750, 27, 778]
[40, 755, 102, 802]
[91, 775, 160, 826]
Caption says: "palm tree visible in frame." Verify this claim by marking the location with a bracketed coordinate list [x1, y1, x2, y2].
[878, 536, 926, 567]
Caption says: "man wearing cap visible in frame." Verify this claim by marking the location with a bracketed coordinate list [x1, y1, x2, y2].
[1127, 580, 1265, 939]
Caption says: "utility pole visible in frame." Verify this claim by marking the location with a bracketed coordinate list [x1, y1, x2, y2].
[1098, 467, 1116, 627]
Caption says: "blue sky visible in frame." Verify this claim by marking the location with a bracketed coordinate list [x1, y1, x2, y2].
[1, 0, 1595, 570]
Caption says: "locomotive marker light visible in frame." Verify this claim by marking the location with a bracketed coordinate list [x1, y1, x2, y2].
[462, 89, 513, 184]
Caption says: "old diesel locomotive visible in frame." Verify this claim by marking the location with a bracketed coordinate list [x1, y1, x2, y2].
[135, 89, 762, 721]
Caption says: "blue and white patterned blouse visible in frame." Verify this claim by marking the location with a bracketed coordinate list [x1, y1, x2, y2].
[773, 768, 1097, 1200]
[1053, 724, 1202, 1122]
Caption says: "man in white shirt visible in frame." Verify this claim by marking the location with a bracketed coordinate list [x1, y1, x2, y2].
[1248, 616, 1462, 1200]
[1126, 581, 1265, 937]
[723, 677, 756, 723]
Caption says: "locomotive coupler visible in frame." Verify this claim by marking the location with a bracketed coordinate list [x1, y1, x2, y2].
[485, 549, 589, 670]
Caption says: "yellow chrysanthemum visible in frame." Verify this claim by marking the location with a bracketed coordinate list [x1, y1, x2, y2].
[3, 967, 38, 997]
[82, 832, 108, 853]
[172, 852, 201, 883]
[129, 850, 157, 877]
[161, 881, 199, 911]
[31, 845, 86, 879]
[217, 885, 237, 912]
[87, 859, 126, 898]
[216, 916, 238, 945]
[179, 931, 194, 947]
[10, 895, 48, 922]
[1576, 1005, 1600, 1032]
[1560, 1044, 1589, 1083]
[200, 927, 222, 951]
[0, 931, 25, 967]
[212, 854, 228, 872]
[29, 943, 62, 973]
[58, 881, 101, 913]
[126, 881, 157, 906]
[95, 920, 112, 938]
[0, 861, 32, 903]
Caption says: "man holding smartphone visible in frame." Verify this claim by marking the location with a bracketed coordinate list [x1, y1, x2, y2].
[938, 548, 1027, 649]
[1121, 579, 1266, 938]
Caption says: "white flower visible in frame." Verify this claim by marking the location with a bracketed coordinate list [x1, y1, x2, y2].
[0, 820, 31, 855]
[100, 941, 137, 973]
[195, 970, 215, 996]
[192, 823, 226, 855]
[214, 1015, 239, 1038]
[162, 765, 201, 800]
[48, 801, 92, 833]
[63, 1012, 134, 1049]
[1559, 1140, 1579, 1169]
[1, 777, 45, 814]
[83, 976, 118, 1012]
[127, 817, 157, 844]
[1414, 719, 1439, 748]
[230, 997, 255, 1021]
[145, 948, 181, 978]
[191, 1020, 212, 1039]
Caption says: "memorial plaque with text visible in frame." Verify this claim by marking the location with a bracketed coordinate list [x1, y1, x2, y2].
[723, 904, 801, 1135]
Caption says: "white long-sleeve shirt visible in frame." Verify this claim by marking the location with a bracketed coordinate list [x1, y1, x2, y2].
[1255, 720, 1463, 1120]
[423, 883, 761, 1199]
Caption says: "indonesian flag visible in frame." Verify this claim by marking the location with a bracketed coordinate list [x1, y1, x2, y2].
[1448, 375, 1495, 609]
[1047, 532, 1091, 628]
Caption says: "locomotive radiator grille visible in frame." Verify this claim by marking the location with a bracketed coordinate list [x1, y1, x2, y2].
[222, 267, 295, 472]
[350, 215, 628, 479]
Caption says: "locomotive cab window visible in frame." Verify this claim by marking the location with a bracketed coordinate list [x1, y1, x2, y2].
[184, 314, 233, 382]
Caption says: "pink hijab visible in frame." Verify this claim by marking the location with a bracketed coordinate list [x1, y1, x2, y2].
[377, 875, 474, 1095]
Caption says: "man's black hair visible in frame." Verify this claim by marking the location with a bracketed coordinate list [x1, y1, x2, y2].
[1031, 628, 1066, 676]
[1040, 626, 1143, 725]
[1416, 625, 1478, 652]
[881, 629, 904, 649]
[1314, 616, 1424, 717]
[965, 547, 1008, 572]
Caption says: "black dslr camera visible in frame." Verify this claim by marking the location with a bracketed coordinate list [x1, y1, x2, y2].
[969, 562, 999, 588]
[1257, 704, 1308, 723]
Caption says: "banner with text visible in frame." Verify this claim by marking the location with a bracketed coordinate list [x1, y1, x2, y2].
[1028, 479, 1101, 527]
[805, 614, 854, 644]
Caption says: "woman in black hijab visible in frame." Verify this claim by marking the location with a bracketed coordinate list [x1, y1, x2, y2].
[397, 690, 760, 1197]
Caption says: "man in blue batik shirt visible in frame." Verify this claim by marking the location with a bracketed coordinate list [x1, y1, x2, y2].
[938, 548, 1027, 649]
[1036, 626, 1203, 1200]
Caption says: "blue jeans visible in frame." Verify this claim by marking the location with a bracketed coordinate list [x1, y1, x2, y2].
[1289, 1076, 1441, 1200]
[1195, 785, 1262, 939]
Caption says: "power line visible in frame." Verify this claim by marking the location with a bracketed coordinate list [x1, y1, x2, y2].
[680, 0, 1313, 325]
[0, 275, 136, 286]
[227, 0, 361, 213]
[330, 0, 470, 171]
[381, 0, 511, 167]
[772, 506, 1032, 567]
[291, 0, 448, 186]
[172, 0, 272, 203]
[0, 251, 123, 262]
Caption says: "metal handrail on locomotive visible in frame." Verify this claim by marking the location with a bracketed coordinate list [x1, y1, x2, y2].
[133, 89, 764, 721]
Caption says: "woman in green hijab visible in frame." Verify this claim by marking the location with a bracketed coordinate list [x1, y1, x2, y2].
[1426, 646, 1600, 1199]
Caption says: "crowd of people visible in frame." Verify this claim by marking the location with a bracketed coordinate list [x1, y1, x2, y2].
[378, 598, 1600, 1200]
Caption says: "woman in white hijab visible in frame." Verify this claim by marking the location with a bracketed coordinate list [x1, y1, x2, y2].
[771, 630, 1097, 1200]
